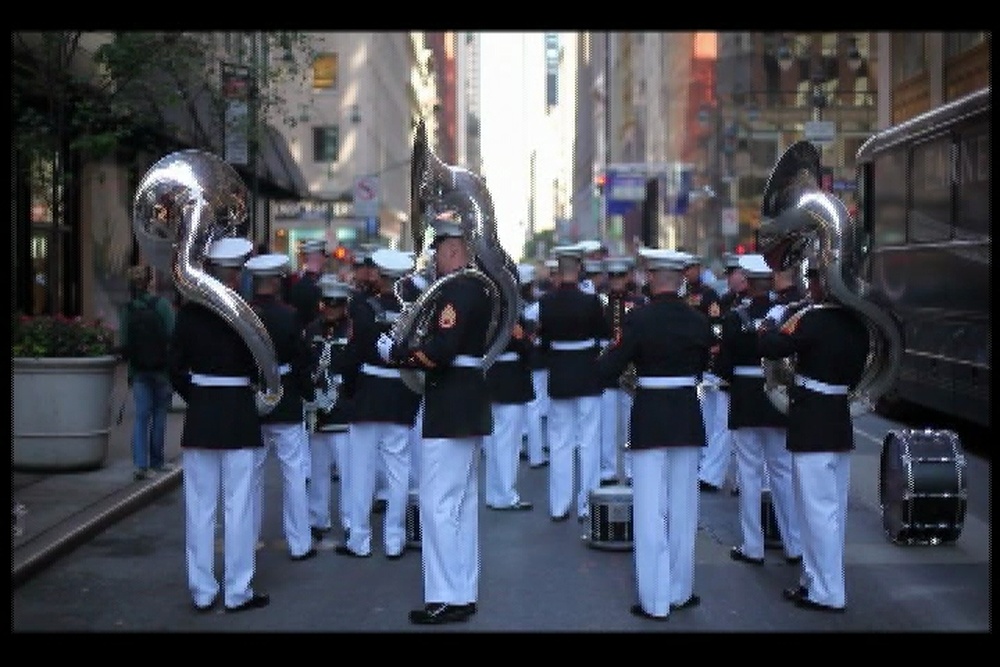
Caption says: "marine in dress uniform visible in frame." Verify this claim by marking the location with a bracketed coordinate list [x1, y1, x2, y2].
[336, 248, 420, 560]
[245, 253, 317, 562]
[597, 248, 714, 620]
[286, 238, 327, 331]
[759, 259, 867, 613]
[716, 254, 802, 567]
[382, 213, 494, 625]
[169, 237, 269, 613]
[305, 276, 356, 550]
[483, 308, 535, 511]
[703, 252, 746, 496]
[536, 245, 611, 522]
[598, 257, 646, 485]
[517, 263, 548, 469]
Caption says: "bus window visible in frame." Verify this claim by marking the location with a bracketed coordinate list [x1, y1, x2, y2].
[909, 135, 953, 243]
[872, 150, 907, 247]
[955, 121, 989, 241]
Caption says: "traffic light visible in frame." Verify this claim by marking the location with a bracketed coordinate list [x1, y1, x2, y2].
[332, 245, 350, 263]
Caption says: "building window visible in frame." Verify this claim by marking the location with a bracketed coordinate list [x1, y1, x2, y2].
[313, 126, 340, 162]
[892, 33, 926, 83]
[945, 32, 988, 58]
[313, 53, 338, 90]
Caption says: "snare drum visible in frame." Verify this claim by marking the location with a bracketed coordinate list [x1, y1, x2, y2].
[879, 429, 967, 545]
[587, 485, 633, 551]
[405, 489, 421, 549]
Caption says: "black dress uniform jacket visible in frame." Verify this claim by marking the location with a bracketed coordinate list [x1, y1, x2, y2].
[537, 283, 610, 399]
[169, 301, 263, 450]
[252, 294, 314, 424]
[286, 271, 322, 331]
[597, 292, 713, 450]
[304, 315, 356, 431]
[757, 305, 869, 453]
[344, 290, 422, 426]
[393, 273, 493, 439]
[686, 280, 724, 377]
[599, 289, 646, 390]
[715, 295, 788, 429]
[485, 317, 535, 405]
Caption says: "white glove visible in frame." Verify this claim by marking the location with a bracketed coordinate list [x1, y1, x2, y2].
[376, 332, 395, 364]
[765, 305, 787, 324]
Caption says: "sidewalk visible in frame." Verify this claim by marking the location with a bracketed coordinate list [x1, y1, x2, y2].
[12, 361, 186, 588]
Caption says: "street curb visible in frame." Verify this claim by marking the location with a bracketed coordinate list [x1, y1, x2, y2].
[11, 468, 183, 590]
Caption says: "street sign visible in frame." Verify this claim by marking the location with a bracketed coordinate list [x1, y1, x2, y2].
[605, 170, 645, 216]
[721, 207, 739, 236]
[353, 175, 380, 218]
[804, 120, 836, 146]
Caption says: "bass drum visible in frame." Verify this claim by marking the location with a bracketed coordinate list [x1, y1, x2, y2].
[879, 429, 967, 545]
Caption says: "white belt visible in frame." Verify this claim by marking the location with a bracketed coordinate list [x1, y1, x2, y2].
[278, 364, 291, 375]
[550, 339, 595, 351]
[361, 363, 401, 379]
[453, 355, 483, 368]
[494, 352, 519, 363]
[700, 372, 723, 387]
[636, 376, 699, 389]
[795, 374, 849, 395]
[733, 366, 764, 378]
[190, 373, 251, 387]
[598, 339, 611, 347]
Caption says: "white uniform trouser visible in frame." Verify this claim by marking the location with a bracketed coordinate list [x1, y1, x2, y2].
[409, 402, 424, 492]
[632, 447, 700, 617]
[522, 369, 549, 464]
[255, 421, 313, 557]
[184, 447, 258, 609]
[547, 395, 602, 518]
[308, 428, 350, 534]
[346, 422, 410, 556]
[420, 436, 481, 605]
[732, 426, 801, 559]
[698, 382, 734, 488]
[484, 402, 526, 508]
[793, 451, 850, 609]
[600, 387, 627, 481]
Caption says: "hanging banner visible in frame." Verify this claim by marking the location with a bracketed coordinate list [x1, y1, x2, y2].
[222, 64, 252, 166]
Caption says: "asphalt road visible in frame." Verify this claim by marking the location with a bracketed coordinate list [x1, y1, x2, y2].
[11, 410, 991, 634]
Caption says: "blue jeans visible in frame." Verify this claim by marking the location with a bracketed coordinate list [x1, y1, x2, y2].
[131, 372, 172, 469]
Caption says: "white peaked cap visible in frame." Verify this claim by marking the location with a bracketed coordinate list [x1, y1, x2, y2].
[605, 256, 634, 275]
[244, 253, 290, 276]
[738, 253, 773, 278]
[637, 247, 690, 271]
[206, 237, 254, 267]
[577, 239, 604, 253]
[371, 248, 414, 278]
[318, 274, 352, 300]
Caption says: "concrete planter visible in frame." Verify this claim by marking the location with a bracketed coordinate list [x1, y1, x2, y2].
[13, 356, 118, 472]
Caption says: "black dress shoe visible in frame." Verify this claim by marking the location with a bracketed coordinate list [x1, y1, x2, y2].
[529, 461, 549, 469]
[699, 480, 721, 493]
[599, 478, 618, 487]
[782, 585, 808, 602]
[630, 604, 669, 621]
[460, 602, 477, 615]
[290, 548, 317, 561]
[551, 512, 570, 522]
[730, 546, 765, 565]
[224, 593, 270, 613]
[795, 596, 846, 613]
[334, 544, 370, 558]
[192, 597, 217, 613]
[785, 554, 803, 565]
[670, 594, 701, 611]
[409, 603, 472, 625]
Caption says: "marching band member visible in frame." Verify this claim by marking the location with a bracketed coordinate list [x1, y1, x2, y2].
[380, 212, 494, 625]
[170, 237, 269, 613]
[536, 244, 610, 523]
[597, 248, 714, 620]
[286, 239, 327, 331]
[245, 253, 317, 562]
[598, 256, 645, 486]
[518, 263, 548, 469]
[758, 258, 869, 613]
[305, 276, 356, 550]
[337, 248, 420, 560]
[716, 254, 802, 567]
